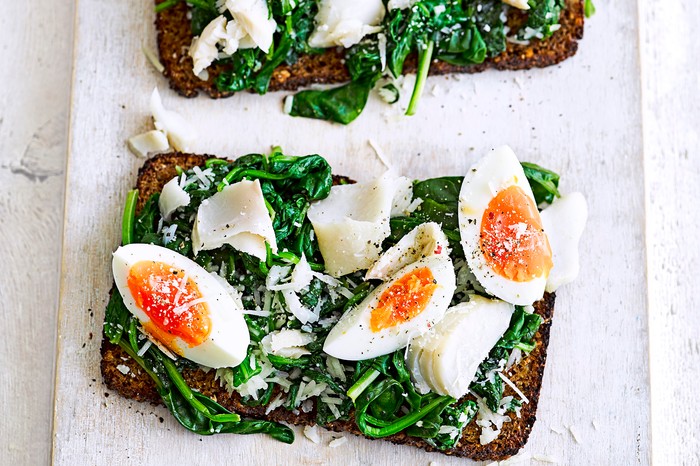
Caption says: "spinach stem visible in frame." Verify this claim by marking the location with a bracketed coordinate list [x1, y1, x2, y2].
[218, 167, 291, 192]
[127, 318, 139, 353]
[205, 158, 229, 168]
[154, 351, 242, 423]
[363, 396, 454, 438]
[406, 40, 434, 116]
[347, 369, 380, 402]
[121, 189, 139, 246]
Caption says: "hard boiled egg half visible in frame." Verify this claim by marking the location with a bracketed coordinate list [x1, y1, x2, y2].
[458, 146, 553, 305]
[324, 224, 455, 361]
[112, 243, 250, 368]
[406, 295, 514, 399]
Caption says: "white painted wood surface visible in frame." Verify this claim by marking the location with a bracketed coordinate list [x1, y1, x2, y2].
[0, 2, 73, 465]
[1, 0, 697, 464]
[641, 1, 700, 465]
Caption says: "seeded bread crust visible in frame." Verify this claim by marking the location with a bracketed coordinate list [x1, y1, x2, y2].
[155, 1, 584, 98]
[101, 152, 556, 461]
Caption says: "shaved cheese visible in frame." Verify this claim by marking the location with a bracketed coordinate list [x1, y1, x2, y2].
[377, 33, 387, 70]
[192, 179, 277, 260]
[307, 173, 395, 277]
[189, 15, 229, 76]
[281, 289, 319, 324]
[220, 19, 248, 55]
[387, 0, 417, 9]
[289, 255, 315, 291]
[162, 224, 178, 245]
[283, 95, 294, 114]
[309, 0, 385, 49]
[368, 139, 392, 170]
[390, 176, 415, 217]
[304, 425, 321, 444]
[188, 1, 274, 78]
[127, 130, 169, 158]
[505, 347, 523, 370]
[221, 0, 276, 53]
[159, 176, 191, 220]
[261, 329, 315, 359]
[502, 0, 530, 10]
[142, 45, 165, 73]
[532, 454, 560, 463]
[150, 88, 197, 152]
[328, 436, 347, 448]
[266, 265, 292, 290]
[568, 424, 583, 444]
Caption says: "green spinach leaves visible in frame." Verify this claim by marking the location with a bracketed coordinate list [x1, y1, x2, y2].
[289, 74, 380, 124]
[159, 0, 568, 124]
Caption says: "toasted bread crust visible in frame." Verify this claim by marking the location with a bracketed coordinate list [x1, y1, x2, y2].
[102, 152, 556, 461]
[155, 1, 584, 98]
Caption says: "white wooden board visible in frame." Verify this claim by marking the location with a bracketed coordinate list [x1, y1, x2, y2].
[53, 1, 650, 464]
[0, 2, 73, 466]
[641, 1, 700, 465]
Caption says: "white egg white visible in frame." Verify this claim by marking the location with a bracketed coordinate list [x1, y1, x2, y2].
[540, 192, 588, 292]
[458, 146, 548, 305]
[406, 296, 514, 399]
[323, 254, 456, 361]
[112, 243, 250, 368]
[365, 222, 449, 281]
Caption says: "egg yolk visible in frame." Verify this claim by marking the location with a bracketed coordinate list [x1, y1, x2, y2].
[370, 267, 438, 333]
[127, 261, 211, 350]
[480, 185, 553, 282]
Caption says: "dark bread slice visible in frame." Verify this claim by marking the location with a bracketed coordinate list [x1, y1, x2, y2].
[155, 0, 584, 98]
[102, 152, 555, 461]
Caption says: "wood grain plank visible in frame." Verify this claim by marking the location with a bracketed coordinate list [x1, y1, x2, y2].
[641, 1, 700, 464]
[0, 1, 73, 465]
[52, 0, 650, 464]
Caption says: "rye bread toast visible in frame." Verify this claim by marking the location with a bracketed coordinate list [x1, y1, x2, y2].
[155, 1, 584, 98]
[101, 152, 556, 461]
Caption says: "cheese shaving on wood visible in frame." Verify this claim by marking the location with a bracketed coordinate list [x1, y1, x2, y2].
[328, 436, 347, 448]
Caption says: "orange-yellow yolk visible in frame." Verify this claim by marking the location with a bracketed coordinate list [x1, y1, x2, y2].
[127, 261, 211, 351]
[480, 185, 553, 282]
[370, 267, 438, 333]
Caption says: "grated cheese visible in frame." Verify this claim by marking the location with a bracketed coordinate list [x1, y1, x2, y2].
[265, 394, 285, 414]
[136, 340, 152, 357]
[498, 372, 529, 404]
